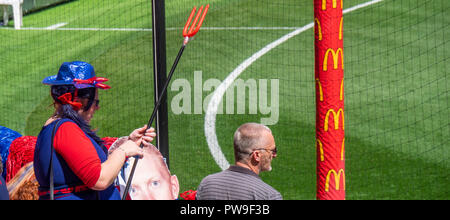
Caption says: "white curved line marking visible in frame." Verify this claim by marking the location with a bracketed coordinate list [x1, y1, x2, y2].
[205, 0, 384, 171]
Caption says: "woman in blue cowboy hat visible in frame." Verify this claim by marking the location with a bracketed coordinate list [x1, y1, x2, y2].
[34, 61, 156, 200]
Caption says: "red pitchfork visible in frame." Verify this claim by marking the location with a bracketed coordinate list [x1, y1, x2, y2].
[183, 4, 210, 45]
[121, 4, 210, 200]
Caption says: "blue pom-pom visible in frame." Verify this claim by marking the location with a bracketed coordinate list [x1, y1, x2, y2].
[0, 126, 22, 179]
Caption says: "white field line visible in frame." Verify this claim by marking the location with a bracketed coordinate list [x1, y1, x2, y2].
[204, 0, 385, 171]
[44, 22, 67, 30]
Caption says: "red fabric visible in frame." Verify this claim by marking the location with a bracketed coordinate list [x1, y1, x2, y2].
[180, 190, 197, 200]
[101, 137, 118, 150]
[54, 122, 101, 188]
[73, 77, 111, 90]
[38, 185, 90, 196]
[5, 136, 37, 182]
[58, 93, 82, 110]
[314, 0, 345, 200]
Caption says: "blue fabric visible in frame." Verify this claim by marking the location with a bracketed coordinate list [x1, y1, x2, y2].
[42, 61, 96, 88]
[33, 119, 120, 200]
[0, 126, 22, 179]
[0, 176, 9, 200]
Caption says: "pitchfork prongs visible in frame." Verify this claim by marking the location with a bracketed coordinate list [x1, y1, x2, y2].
[183, 4, 210, 45]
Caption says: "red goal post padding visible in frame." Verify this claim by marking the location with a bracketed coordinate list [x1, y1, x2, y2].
[314, 0, 345, 200]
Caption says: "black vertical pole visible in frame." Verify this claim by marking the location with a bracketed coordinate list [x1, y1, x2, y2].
[151, 0, 169, 168]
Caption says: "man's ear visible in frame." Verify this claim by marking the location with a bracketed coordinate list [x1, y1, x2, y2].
[170, 175, 180, 200]
[252, 150, 261, 162]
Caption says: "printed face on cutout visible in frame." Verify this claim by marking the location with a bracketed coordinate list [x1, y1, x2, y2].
[126, 146, 179, 200]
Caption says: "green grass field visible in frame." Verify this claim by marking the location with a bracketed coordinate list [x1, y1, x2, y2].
[0, 0, 448, 199]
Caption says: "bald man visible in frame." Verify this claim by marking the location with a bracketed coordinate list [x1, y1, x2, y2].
[196, 123, 282, 200]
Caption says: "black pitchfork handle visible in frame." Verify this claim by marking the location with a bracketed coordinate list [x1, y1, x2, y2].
[121, 45, 186, 200]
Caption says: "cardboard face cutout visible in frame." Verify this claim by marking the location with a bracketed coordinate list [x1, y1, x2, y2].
[109, 138, 179, 200]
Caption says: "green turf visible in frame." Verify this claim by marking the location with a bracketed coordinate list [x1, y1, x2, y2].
[0, 0, 448, 199]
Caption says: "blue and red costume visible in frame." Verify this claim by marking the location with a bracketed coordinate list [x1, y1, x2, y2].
[33, 119, 120, 200]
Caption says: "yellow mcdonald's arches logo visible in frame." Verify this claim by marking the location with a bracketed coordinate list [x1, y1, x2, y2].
[315, 78, 323, 101]
[315, 18, 322, 41]
[317, 138, 344, 162]
[325, 169, 345, 192]
[315, 78, 343, 102]
[322, 0, 343, 10]
[317, 139, 324, 161]
[323, 48, 344, 71]
[339, 17, 343, 40]
[324, 108, 344, 131]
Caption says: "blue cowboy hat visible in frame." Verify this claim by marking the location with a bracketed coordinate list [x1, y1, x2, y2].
[42, 61, 110, 89]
